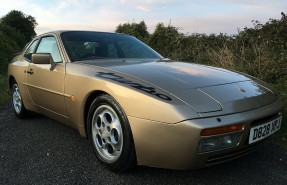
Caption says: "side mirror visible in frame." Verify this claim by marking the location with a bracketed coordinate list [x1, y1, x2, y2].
[32, 53, 56, 70]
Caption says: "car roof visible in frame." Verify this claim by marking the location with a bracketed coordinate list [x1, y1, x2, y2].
[37, 30, 126, 37]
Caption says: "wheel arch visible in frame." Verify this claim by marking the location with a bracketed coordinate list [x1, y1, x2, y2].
[82, 90, 136, 145]
[85, 92, 137, 171]
[8, 75, 16, 92]
[83, 90, 108, 138]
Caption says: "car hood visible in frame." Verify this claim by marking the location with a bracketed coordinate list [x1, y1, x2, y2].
[79, 59, 278, 115]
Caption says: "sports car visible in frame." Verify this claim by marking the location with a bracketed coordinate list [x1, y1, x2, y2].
[8, 30, 284, 172]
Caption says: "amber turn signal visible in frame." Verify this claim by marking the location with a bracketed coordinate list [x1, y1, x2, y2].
[71, 95, 76, 102]
[201, 123, 244, 136]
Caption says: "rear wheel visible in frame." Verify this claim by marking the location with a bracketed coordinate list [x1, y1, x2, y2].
[11, 82, 28, 118]
[87, 94, 136, 172]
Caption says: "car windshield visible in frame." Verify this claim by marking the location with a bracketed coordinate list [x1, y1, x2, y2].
[61, 31, 162, 62]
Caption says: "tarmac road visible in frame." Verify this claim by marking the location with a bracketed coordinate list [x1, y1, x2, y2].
[0, 104, 287, 185]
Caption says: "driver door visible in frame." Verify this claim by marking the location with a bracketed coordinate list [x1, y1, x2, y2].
[26, 36, 67, 116]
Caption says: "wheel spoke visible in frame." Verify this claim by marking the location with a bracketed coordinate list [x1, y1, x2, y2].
[110, 120, 122, 143]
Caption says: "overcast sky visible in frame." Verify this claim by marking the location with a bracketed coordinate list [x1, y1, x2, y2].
[0, 0, 286, 35]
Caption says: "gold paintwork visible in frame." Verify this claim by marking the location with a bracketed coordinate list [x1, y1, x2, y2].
[8, 31, 284, 170]
[130, 99, 283, 169]
[26, 62, 66, 115]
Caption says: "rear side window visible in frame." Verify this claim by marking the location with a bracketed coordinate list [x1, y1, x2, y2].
[36, 37, 62, 63]
[24, 40, 38, 60]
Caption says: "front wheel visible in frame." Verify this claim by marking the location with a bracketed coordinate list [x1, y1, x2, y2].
[87, 94, 136, 172]
[11, 82, 28, 118]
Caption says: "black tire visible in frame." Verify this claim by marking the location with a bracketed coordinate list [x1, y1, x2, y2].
[87, 94, 137, 172]
[11, 81, 28, 118]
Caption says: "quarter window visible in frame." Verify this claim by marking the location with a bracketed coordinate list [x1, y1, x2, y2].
[36, 37, 62, 63]
[24, 40, 38, 60]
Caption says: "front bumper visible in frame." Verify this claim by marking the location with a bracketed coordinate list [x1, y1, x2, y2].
[128, 98, 284, 170]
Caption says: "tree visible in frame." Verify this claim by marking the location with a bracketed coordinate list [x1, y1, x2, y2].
[148, 23, 183, 58]
[0, 24, 26, 74]
[0, 10, 38, 42]
[115, 21, 149, 42]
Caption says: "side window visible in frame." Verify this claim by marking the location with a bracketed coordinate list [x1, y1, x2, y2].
[36, 37, 62, 63]
[24, 40, 38, 60]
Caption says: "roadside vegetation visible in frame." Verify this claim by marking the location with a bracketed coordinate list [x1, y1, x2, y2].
[0, 10, 37, 107]
[116, 13, 287, 148]
[0, 10, 286, 147]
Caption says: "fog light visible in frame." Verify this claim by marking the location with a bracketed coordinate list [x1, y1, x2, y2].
[198, 132, 242, 153]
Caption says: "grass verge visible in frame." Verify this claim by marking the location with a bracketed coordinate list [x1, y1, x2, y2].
[0, 74, 10, 107]
[273, 81, 287, 149]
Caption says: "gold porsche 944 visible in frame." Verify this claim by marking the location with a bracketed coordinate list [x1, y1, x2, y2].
[8, 31, 284, 172]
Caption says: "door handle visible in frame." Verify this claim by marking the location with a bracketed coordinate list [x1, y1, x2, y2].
[25, 69, 34, 75]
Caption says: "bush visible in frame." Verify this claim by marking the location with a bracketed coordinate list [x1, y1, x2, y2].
[0, 24, 26, 75]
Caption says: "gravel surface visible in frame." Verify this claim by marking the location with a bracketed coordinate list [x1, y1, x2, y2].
[0, 104, 287, 185]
